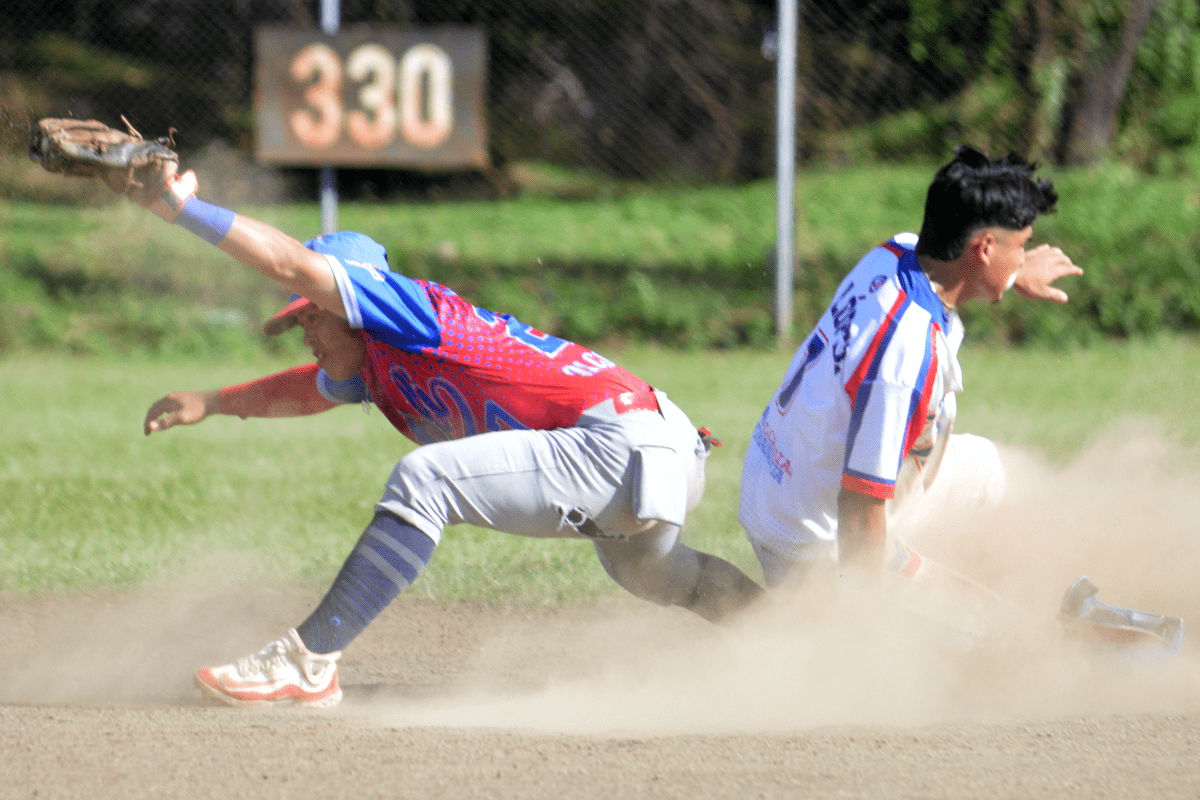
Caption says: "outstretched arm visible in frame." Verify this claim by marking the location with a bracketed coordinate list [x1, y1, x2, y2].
[144, 364, 339, 435]
[1013, 244, 1084, 303]
[107, 163, 345, 317]
[217, 215, 343, 315]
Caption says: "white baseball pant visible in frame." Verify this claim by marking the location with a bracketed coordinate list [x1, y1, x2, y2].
[753, 432, 1006, 587]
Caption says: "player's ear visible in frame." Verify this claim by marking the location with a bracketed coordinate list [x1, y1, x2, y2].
[969, 229, 996, 265]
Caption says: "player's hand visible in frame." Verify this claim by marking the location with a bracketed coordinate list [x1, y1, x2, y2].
[144, 390, 220, 435]
[103, 158, 173, 203]
[1013, 244, 1083, 303]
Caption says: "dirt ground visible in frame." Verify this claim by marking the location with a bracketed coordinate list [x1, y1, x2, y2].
[3, 580, 1200, 800]
[5, 432, 1200, 799]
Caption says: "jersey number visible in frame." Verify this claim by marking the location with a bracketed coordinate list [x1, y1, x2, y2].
[475, 308, 570, 357]
[776, 333, 826, 412]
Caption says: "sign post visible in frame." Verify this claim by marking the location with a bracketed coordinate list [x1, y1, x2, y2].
[775, 0, 797, 348]
[320, 0, 340, 235]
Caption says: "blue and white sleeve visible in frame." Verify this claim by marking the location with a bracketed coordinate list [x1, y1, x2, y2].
[320, 255, 442, 352]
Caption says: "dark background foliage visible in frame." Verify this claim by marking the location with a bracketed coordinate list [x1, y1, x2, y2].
[7, 0, 1200, 190]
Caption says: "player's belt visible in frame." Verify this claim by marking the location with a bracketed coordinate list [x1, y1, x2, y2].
[612, 388, 661, 415]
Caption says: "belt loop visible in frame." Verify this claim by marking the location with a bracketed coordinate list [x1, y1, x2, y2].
[698, 427, 722, 452]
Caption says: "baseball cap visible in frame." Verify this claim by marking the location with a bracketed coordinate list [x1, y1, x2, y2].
[262, 231, 390, 335]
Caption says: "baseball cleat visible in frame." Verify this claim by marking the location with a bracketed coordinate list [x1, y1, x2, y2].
[1058, 576, 1184, 659]
[195, 629, 342, 708]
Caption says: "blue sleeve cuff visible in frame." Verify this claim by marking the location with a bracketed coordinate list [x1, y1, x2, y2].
[316, 369, 370, 404]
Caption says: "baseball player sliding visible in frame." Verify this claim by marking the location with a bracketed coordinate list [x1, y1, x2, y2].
[740, 146, 1083, 619]
[86, 150, 765, 708]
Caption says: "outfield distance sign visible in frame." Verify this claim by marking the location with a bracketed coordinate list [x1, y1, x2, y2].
[255, 25, 488, 169]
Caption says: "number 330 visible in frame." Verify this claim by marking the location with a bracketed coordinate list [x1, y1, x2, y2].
[288, 42, 453, 150]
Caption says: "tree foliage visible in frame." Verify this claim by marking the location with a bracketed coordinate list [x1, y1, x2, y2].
[4, 0, 1200, 179]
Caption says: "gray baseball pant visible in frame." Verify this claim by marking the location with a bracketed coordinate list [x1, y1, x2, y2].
[375, 391, 712, 608]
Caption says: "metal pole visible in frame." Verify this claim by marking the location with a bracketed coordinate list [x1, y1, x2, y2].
[774, 0, 797, 348]
[320, 0, 340, 235]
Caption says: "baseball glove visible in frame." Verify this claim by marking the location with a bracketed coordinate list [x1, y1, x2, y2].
[28, 116, 179, 186]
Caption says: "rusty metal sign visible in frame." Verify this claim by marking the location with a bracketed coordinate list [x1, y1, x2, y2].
[255, 25, 488, 169]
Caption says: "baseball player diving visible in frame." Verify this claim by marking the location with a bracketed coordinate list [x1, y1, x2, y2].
[97, 157, 764, 708]
[739, 145, 1083, 619]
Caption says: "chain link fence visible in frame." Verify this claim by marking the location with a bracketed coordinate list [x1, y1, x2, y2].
[1, 0, 1032, 198]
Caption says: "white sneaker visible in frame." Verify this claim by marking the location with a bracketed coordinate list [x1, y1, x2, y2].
[194, 629, 342, 708]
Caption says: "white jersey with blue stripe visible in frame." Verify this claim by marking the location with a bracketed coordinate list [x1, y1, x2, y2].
[739, 233, 964, 559]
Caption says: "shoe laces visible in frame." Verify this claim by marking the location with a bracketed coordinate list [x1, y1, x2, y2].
[234, 636, 296, 678]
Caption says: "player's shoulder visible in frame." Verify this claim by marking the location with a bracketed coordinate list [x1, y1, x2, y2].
[859, 232, 917, 264]
[839, 233, 915, 295]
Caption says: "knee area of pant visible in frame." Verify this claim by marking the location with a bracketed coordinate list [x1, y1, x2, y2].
[594, 535, 695, 606]
[391, 449, 443, 484]
[382, 452, 449, 517]
[950, 434, 1007, 507]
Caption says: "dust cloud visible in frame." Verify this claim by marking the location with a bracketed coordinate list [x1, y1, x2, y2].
[0, 551, 312, 707]
[2, 420, 1198, 736]
[365, 419, 1200, 735]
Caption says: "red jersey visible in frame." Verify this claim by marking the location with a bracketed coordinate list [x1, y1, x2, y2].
[346, 273, 654, 444]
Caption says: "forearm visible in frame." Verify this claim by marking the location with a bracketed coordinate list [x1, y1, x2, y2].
[836, 488, 888, 574]
[216, 215, 339, 306]
[124, 169, 343, 313]
[218, 364, 339, 418]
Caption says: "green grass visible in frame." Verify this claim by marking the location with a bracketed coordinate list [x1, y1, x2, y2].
[956, 335, 1200, 455]
[6, 160, 1200, 352]
[0, 163, 932, 281]
[3, 338, 1199, 600]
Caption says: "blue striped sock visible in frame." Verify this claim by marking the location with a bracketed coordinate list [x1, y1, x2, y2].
[296, 511, 436, 654]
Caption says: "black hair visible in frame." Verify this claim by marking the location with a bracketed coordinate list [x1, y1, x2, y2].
[915, 145, 1058, 261]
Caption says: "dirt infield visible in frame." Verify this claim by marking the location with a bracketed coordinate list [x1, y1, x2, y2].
[5, 433, 1200, 799]
[3, 579, 1200, 800]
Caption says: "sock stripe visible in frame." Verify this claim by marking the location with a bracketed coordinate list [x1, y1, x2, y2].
[372, 513, 437, 561]
[296, 514, 437, 654]
[333, 568, 390, 624]
[366, 530, 427, 579]
[359, 540, 416, 593]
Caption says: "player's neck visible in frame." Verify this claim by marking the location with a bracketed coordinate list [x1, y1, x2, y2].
[917, 254, 965, 311]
